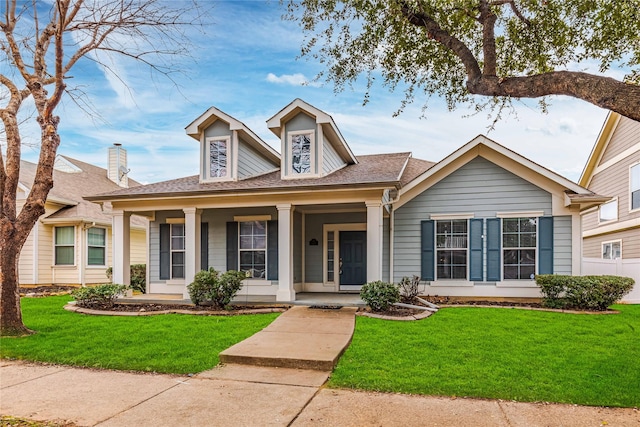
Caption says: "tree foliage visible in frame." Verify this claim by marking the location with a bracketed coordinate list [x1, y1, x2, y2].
[287, 0, 640, 121]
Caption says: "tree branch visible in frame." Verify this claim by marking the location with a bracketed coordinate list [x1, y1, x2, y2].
[479, 0, 498, 76]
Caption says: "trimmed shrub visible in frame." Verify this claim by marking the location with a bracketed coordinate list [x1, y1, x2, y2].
[73, 284, 127, 308]
[105, 264, 147, 294]
[536, 274, 635, 311]
[398, 275, 420, 303]
[187, 268, 246, 308]
[360, 281, 400, 312]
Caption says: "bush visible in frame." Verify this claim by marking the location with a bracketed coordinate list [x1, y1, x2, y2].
[187, 268, 246, 308]
[398, 275, 420, 303]
[360, 281, 400, 312]
[73, 284, 127, 308]
[105, 264, 146, 294]
[536, 274, 635, 311]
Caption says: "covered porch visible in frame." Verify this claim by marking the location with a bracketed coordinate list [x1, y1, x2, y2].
[118, 292, 367, 307]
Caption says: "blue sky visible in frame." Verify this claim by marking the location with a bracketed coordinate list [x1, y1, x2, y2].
[16, 1, 615, 184]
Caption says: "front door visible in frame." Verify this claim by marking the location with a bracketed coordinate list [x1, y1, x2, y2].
[339, 231, 367, 290]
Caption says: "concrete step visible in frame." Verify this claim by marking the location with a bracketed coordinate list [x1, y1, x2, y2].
[219, 306, 357, 371]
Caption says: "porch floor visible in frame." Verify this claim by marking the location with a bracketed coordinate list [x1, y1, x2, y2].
[120, 292, 366, 307]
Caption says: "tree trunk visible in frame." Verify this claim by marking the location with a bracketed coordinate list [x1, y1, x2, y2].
[0, 226, 32, 336]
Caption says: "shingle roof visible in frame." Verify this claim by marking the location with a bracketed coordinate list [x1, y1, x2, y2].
[86, 152, 435, 201]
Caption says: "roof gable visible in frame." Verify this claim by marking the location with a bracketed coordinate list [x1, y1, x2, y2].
[579, 112, 621, 187]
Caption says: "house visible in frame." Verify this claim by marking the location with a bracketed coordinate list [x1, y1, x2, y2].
[86, 99, 604, 301]
[17, 144, 147, 286]
[580, 112, 640, 303]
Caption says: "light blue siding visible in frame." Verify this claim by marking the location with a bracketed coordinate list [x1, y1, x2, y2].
[294, 211, 303, 283]
[323, 136, 346, 175]
[382, 217, 390, 282]
[149, 210, 187, 283]
[554, 215, 572, 274]
[237, 137, 278, 179]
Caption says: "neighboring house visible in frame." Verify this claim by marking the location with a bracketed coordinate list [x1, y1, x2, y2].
[580, 112, 640, 303]
[87, 99, 604, 301]
[17, 144, 147, 286]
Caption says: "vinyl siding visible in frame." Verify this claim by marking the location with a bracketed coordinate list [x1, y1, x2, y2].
[130, 228, 147, 265]
[554, 216, 572, 275]
[599, 116, 640, 164]
[237, 137, 278, 179]
[382, 216, 390, 282]
[584, 228, 640, 259]
[393, 156, 553, 282]
[323, 135, 346, 175]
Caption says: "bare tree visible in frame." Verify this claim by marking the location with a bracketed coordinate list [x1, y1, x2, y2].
[0, 0, 201, 336]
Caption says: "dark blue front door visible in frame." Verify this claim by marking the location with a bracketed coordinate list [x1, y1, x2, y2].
[340, 231, 367, 288]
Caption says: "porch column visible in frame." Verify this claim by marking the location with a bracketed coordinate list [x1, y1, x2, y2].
[112, 210, 131, 285]
[366, 200, 383, 282]
[183, 207, 201, 298]
[276, 203, 295, 302]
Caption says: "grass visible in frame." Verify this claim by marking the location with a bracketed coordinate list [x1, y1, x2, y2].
[329, 305, 640, 408]
[0, 295, 279, 374]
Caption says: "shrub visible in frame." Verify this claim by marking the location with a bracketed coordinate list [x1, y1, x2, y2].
[536, 274, 635, 311]
[187, 268, 246, 309]
[73, 284, 127, 308]
[398, 275, 420, 303]
[105, 264, 147, 294]
[360, 281, 400, 312]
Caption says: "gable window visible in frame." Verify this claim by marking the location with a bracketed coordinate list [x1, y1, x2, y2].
[55, 226, 75, 265]
[503, 217, 536, 280]
[602, 240, 622, 260]
[87, 227, 106, 266]
[599, 199, 618, 223]
[239, 221, 266, 278]
[631, 163, 640, 211]
[290, 132, 312, 174]
[171, 224, 185, 279]
[436, 220, 467, 279]
[207, 136, 229, 179]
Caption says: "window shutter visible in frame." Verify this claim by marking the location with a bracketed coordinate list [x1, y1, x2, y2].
[420, 220, 435, 281]
[538, 216, 554, 275]
[486, 218, 501, 282]
[226, 222, 238, 271]
[469, 218, 484, 282]
[201, 222, 209, 271]
[159, 224, 170, 280]
[267, 220, 278, 280]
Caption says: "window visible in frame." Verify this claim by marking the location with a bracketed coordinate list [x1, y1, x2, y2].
[55, 226, 75, 265]
[171, 224, 185, 279]
[327, 231, 335, 282]
[208, 137, 228, 178]
[631, 163, 640, 211]
[503, 217, 536, 280]
[291, 132, 312, 174]
[602, 241, 621, 259]
[239, 221, 266, 278]
[599, 199, 618, 222]
[87, 227, 106, 266]
[436, 220, 467, 279]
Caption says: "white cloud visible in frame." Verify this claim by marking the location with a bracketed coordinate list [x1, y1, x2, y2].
[266, 73, 320, 87]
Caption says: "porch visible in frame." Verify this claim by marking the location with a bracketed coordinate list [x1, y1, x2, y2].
[119, 292, 367, 307]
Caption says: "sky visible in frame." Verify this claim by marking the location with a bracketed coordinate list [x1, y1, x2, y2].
[13, 1, 616, 185]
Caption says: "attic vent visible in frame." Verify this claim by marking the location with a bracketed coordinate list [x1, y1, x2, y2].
[53, 156, 82, 173]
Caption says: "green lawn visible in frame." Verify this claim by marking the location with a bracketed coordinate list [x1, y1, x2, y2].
[329, 305, 640, 408]
[0, 295, 279, 374]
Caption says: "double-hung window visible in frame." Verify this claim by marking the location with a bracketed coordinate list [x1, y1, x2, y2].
[239, 221, 266, 278]
[171, 224, 185, 279]
[87, 227, 106, 266]
[503, 217, 536, 280]
[436, 219, 468, 279]
[631, 163, 640, 211]
[55, 226, 75, 265]
[207, 136, 228, 179]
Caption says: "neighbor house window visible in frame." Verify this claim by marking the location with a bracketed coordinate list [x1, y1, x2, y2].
[171, 224, 185, 279]
[602, 241, 621, 259]
[631, 163, 640, 211]
[239, 221, 266, 278]
[599, 199, 618, 222]
[208, 137, 228, 178]
[55, 226, 75, 265]
[87, 227, 106, 266]
[503, 217, 536, 280]
[290, 132, 312, 174]
[436, 219, 468, 279]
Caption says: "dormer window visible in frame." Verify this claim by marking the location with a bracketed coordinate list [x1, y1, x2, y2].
[291, 132, 312, 174]
[206, 136, 229, 180]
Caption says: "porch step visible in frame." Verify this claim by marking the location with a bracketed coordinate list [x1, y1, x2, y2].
[219, 306, 357, 371]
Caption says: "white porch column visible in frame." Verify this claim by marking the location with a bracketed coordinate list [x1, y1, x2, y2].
[366, 200, 383, 282]
[112, 210, 131, 286]
[183, 207, 201, 298]
[276, 203, 295, 302]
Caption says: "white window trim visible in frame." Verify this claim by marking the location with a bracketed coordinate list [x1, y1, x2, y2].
[630, 162, 640, 213]
[86, 226, 107, 268]
[501, 217, 538, 281]
[170, 223, 185, 280]
[601, 239, 622, 260]
[434, 218, 469, 281]
[497, 211, 544, 218]
[285, 130, 319, 179]
[54, 225, 76, 267]
[598, 197, 618, 224]
[204, 135, 232, 182]
[323, 223, 366, 289]
[234, 215, 271, 222]
[430, 213, 474, 220]
[238, 220, 268, 280]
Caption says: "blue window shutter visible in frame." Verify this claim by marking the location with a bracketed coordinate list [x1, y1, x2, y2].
[486, 218, 501, 282]
[226, 222, 238, 271]
[267, 220, 278, 280]
[538, 216, 554, 274]
[159, 223, 170, 280]
[200, 222, 208, 271]
[469, 218, 484, 281]
[420, 220, 435, 281]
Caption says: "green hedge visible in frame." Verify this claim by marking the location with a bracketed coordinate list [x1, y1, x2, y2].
[187, 268, 246, 308]
[536, 274, 635, 311]
[360, 281, 400, 312]
[73, 284, 127, 308]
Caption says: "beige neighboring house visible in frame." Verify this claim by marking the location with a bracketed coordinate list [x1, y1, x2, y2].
[17, 144, 147, 286]
[580, 112, 640, 303]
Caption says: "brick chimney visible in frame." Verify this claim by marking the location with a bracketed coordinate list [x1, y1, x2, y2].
[108, 143, 129, 188]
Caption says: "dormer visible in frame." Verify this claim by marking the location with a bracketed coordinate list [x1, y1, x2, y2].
[186, 107, 280, 183]
[266, 99, 357, 180]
